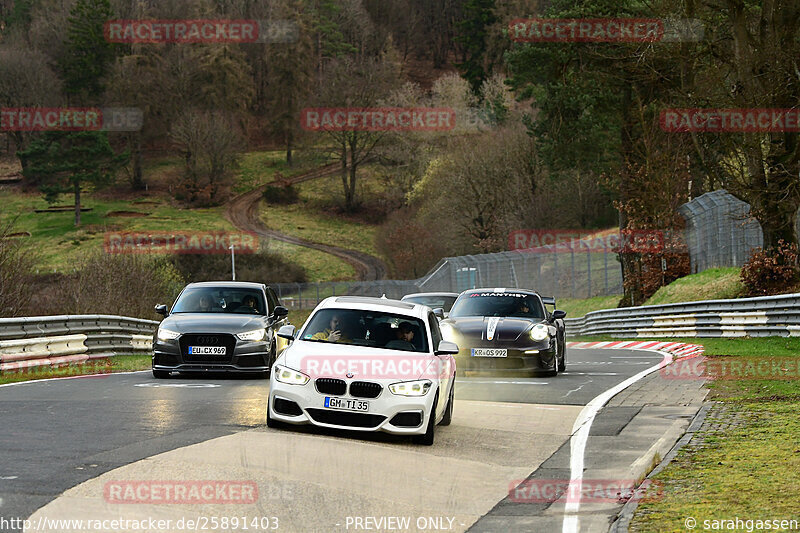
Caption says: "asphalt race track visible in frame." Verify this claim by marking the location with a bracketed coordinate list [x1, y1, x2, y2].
[0, 348, 668, 533]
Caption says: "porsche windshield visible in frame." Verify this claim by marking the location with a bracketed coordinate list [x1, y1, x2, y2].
[300, 308, 428, 353]
[171, 287, 266, 315]
[449, 293, 545, 319]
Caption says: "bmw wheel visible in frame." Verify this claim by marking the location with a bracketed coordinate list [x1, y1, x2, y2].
[412, 393, 438, 445]
[440, 382, 454, 426]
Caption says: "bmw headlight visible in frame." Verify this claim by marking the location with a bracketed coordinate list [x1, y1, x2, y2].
[529, 324, 549, 342]
[389, 380, 432, 396]
[274, 365, 309, 385]
[157, 328, 180, 341]
[236, 329, 267, 342]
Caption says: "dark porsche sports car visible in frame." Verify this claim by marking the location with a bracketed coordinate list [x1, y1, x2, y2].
[151, 281, 288, 378]
[440, 288, 567, 376]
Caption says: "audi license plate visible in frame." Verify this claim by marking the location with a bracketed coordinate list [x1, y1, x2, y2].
[471, 348, 507, 358]
[324, 397, 369, 412]
[188, 346, 226, 355]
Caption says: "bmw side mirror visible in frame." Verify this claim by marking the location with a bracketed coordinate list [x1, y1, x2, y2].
[552, 310, 567, 320]
[272, 305, 289, 319]
[436, 340, 459, 355]
[154, 304, 168, 317]
[277, 324, 296, 340]
[433, 308, 445, 320]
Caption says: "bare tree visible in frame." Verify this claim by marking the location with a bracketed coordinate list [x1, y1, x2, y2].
[315, 55, 400, 210]
[170, 110, 245, 206]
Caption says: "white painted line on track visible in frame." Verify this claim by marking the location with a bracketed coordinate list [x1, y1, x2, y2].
[562, 348, 674, 533]
[0, 370, 149, 389]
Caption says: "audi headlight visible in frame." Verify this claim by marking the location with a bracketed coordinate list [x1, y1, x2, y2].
[236, 329, 266, 342]
[529, 324, 549, 342]
[157, 328, 180, 341]
[274, 365, 309, 385]
[389, 380, 432, 396]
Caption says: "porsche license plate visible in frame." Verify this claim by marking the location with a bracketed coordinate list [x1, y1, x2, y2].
[188, 346, 226, 355]
[471, 348, 507, 358]
[324, 397, 369, 412]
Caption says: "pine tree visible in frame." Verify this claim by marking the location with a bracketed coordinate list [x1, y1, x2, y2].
[19, 131, 128, 226]
[60, 0, 117, 101]
[455, 0, 497, 94]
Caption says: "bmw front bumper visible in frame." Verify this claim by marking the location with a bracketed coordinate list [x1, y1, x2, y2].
[268, 379, 438, 436]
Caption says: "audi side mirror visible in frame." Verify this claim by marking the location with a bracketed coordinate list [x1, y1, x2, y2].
[272, 305, 289, 319]
[154, 304, 168, 317]
[433, 308, 445, 320]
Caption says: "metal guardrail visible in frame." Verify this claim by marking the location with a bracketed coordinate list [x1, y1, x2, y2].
[565, 293, 800, 338]
[0, 315, 158, 372]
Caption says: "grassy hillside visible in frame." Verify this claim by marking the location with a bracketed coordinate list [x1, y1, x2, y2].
[643, 267, 744, 306]
[563, 267, 745, 317]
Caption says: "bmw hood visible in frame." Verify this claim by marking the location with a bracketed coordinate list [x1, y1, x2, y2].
[443, 316, 543, 343]
[159, 313, 268, 334]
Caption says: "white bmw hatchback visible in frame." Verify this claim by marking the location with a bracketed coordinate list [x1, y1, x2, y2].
[267, 296, 458, 445]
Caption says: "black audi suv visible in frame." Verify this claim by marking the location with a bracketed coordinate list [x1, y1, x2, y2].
[151, 281, 288, 378]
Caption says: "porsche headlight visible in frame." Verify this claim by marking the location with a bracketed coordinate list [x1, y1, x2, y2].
[236, 329, 267, 342]
[389, 380, 432, 396]
[529, 324, 549, 342]
[440, 323, 460, 343]
[274, 365, 309, 385]
[157, 328, 180, 341]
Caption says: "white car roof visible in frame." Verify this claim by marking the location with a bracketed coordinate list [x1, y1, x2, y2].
[401, 292, 459, 299]
[314, 296, 430, 319]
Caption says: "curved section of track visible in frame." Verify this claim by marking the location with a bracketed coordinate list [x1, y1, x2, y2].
[0, 347, 681, 532]
[225, 164, 388, 281]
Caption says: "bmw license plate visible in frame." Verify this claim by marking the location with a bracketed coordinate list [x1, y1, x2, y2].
[188, 346, 226, 355]
[472, 348, 507, 358]
[324, 397, 369, 412]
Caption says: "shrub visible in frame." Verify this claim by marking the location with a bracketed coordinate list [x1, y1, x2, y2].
[46, 252, 185, 318]
[741, 240, 799, 296]
[263, 184, 299, 204]
[169, 250, 307, 284]
[0, 220, 38, 317]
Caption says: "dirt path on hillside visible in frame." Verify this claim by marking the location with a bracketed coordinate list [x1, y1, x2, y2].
[225, 163, 388, 281]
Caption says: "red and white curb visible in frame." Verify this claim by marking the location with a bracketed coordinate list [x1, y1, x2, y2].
[568, 340, 705, 358]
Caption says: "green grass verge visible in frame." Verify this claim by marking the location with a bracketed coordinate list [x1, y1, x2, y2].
[563, 267, 743, 318]
[0, 188, 235, 270]
[616, 336, 800, 531]
[644, 267, 744, 306]
[557, 295, 622, 318]
[0, 354, 150, 385]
